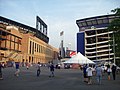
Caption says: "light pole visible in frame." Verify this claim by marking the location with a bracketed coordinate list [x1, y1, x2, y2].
[60, 31, 64, 59]
[68, 43, 71, 50]
[113, 31, 115, 64]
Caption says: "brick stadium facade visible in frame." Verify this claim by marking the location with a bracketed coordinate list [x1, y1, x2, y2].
[0, 16, 58, 64]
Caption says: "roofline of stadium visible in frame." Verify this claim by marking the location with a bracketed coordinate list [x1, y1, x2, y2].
[76, 14, 115, 22]
[0, 16, 49, 43]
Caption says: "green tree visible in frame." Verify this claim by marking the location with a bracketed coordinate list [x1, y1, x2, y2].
[108, 8, 120, 65]
[108, 8, 120, 31]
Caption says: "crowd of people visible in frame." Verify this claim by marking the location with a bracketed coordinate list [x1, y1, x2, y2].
[0, 61, 55, 79]
[83, 63, 117, 85]
[0, 61, 119, 86]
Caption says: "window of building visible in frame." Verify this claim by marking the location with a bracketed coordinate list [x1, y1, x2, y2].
[7, 34, 10, 40]
[43, 47, 45, 54]
[32, 42, 34, 54]
[92, 20, 97, 25]
[35, 43, 36, 52]
[109, 18, 114, 23]
[87, 21, 92, 25]
[14, 37, 16, 50]
[97, 19, 103, 24]
[40, 45, 41, 53]
[82, 22, 87, 26]
[29, 41, 32, 54]
[39, 45, 40, 53]
[37, 44, 38, 52]
[103, 19, 108, 23]
[11, 36, 15, 42]
[78, 23, 83, 27]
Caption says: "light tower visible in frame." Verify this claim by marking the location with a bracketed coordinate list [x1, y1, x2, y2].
[60, 31, 64, 59]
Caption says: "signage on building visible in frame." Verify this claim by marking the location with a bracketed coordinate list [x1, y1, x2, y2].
[70, 51, 76, 57]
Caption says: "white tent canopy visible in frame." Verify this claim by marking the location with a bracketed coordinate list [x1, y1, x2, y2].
[63, 52, 95, 64]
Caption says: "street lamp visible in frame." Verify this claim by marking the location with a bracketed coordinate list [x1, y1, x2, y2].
[68, 43, 71, 50]
[113, 31, 116, 64]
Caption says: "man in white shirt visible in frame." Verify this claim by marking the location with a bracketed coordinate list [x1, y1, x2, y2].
[86, 65, 93, 84]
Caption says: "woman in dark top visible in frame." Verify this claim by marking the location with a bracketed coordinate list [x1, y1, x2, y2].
[111, 64, 117, 80]
[37, 62, 41, 77]
[0, 63, 3, 80]
[83, 64, 88, 82]
[14, 62, 20, 76]
[49, 63, 55, 77]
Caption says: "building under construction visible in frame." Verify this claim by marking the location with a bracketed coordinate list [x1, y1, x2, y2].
[76, 14, 120, 64]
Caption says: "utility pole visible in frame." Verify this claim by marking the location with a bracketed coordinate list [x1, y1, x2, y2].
[113, 31, 115, 64]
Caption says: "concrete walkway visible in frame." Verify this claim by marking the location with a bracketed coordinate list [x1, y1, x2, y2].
[0, 66, 120, 90]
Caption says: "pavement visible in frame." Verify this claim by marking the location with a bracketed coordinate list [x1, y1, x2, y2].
[0, 66, 120, 90]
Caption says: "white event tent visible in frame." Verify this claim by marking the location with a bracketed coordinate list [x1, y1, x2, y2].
[64, 52, 95, 64]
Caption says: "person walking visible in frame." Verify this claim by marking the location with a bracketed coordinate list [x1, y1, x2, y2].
[37, 62, 41, 77]
[25, 60, 30, 70]
[86, 65, 93, 85]
[0, 62, 3, 80]
[83, 64, 88, 82]
[111, 63, 117, 80]
[95, 65, 102, 84]
[107, 64, 112, 80]
[14, 62, 20, 76]
[49, 63, 55, 77]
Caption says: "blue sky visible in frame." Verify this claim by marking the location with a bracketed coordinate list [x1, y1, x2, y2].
[0, 0, 120, 50]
